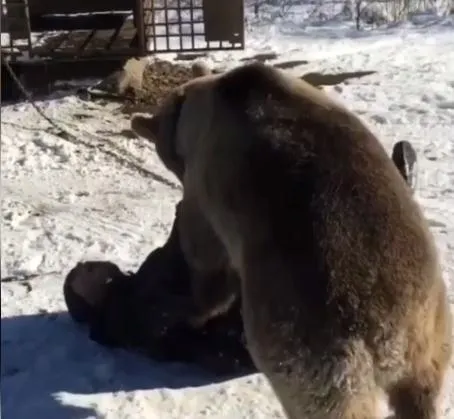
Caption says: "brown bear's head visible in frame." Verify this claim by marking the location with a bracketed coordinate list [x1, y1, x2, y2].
[130, 62, 283, 185]
[63, 261, 123, 324]
[130, 69, 220, 183]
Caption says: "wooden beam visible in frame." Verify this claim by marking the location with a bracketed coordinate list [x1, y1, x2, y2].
[27, 0, 132, 16]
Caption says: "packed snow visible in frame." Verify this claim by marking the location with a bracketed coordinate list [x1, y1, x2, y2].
[1, 12, 454, 419]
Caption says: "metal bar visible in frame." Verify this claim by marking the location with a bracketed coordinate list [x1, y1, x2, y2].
[150, 0, 155, 52]
[163, 0, 169, 51]
[142, 0, 153, 52]
[22, 0, 33, 58]
[189, 0, 195, 49]
[153, 33, 205, 37]
[177, 0, 183, 50]
[239, 0, 245, 46]
[135, 0, 145, 55]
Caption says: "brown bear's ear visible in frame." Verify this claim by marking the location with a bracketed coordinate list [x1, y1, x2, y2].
[131, 89, 186, 181]
[131, 114, 160, 143]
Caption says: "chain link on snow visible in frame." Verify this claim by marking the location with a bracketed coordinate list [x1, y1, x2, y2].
[1, 56, 180, 190]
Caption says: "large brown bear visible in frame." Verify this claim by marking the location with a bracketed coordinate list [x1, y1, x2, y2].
[130, 62, 452, 419]
[63, 139, 420, 377]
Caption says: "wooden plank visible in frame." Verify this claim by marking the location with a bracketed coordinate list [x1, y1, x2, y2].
[54, 30, 93, 54]
[27, 0, 132, 16]
[105, 19, 124, 51]
[29, 12, 128, 32]
[81, 28, 117, 55]
[0, 47, 23, 58]
[26, 21, 138, 59]
[47, 48, 137, 59]
[31, 32, 68, 56]
[129, 33, 138, 48]
[109, 19, 136, 51]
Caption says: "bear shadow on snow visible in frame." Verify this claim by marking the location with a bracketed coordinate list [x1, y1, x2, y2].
[63, 199, 256, 378]
[1, 308, 255, 419]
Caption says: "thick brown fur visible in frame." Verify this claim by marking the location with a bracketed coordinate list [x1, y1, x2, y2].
[131, 62, 452, 419]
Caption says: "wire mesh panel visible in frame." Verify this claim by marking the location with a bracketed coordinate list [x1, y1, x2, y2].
[143, 0, 244, 53]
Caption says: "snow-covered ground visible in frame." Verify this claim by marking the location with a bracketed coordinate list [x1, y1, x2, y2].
[1, 14, 454, 419]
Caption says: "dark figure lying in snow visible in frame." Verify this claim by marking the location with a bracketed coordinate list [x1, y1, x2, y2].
[64, 199, 253, 375]
[63, 140, 418, 376]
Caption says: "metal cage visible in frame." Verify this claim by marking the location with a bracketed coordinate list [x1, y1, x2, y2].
[1, 0, 245, 62]
[142, 0, 244, 54]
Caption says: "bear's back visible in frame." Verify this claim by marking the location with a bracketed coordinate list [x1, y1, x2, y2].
[193, 62, 438, 321]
